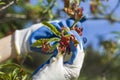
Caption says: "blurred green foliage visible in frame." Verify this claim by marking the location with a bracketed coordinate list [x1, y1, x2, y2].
[0, 63, 32, 80]
[0, 0, 57, 38]
[0, 0, 120, 80]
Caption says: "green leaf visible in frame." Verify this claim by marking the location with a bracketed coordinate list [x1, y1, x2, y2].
[32, 38, 60, 48]
[27, 55, 33, 62]
[47, 37, 60, 43]
[0, 63, 21, 69]
[0, 72, 5, 75]
[22, 74, 28, 80]
[32, 39, 47, 48]
[0, 2, 5, 5]
[71, 15, 84, 28]
[63, 27, 70, 33]
[42, 22, 61, 37]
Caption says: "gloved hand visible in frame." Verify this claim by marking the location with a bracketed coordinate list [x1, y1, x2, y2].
[13, 17, 86, 80]
[32, 30, 85, 80]
[13, 17, 86, 59]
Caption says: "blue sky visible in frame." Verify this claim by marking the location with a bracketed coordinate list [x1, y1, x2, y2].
[29, 0, 120, 51]
[80, 0, 120, 50]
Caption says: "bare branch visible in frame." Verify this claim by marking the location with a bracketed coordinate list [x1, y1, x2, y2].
[109, 0, 120, 15]
[87, 0, 120, 23]
[87, 17, 120, 23]
[42, 0, 56, 14]
[5, 13, 26, 19]
[0, 13, 26, 23]
[0, 0, 19, 12]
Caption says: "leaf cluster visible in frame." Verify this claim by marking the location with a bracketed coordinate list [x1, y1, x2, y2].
[32, 22, 79, 54]
[0, 63, 32, 80]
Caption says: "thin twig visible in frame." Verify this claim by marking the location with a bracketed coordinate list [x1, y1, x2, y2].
[109, 0, 120, 15]
[5, 13, 26, 19]
[0, 14, 26, 23]
[87, 17, 120, 23]
[86, 0, 120, 23]
[43, 0, 56, 14]
[40, 0, 56, 21]
[0, 0, 19, 12]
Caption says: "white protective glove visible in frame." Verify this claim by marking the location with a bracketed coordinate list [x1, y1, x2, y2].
[12, 18, 86, 80]
[32, 30, 85, 80]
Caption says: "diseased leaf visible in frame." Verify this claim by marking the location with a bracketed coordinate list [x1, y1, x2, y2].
[64, 0, 70, 8]
[64, 34, 71, 37]
[73, 40, 79, 46]
[63, 8, 74, 16]
[42, 22, 61, 37]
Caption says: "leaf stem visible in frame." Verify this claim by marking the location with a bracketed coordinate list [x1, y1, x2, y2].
[71, 16, 84, 28]
[71, 20, 78, 28]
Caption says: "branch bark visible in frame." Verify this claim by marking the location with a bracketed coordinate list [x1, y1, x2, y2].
[0, 0, 19, 12]
[109, 0, 120, 15]
[87, 17, 120, 23]
[86, 0, 120, 23]
[0, 13, 26, 23]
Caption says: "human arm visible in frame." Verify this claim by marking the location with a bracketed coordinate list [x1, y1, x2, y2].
[0, 35, 13, 63]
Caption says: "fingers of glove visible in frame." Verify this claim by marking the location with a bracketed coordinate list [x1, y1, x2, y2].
[29, 26, 57, 53]
[30, 27, 55, 44]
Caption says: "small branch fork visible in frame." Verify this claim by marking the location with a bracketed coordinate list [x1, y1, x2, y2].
[87, 0, 120, 23]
